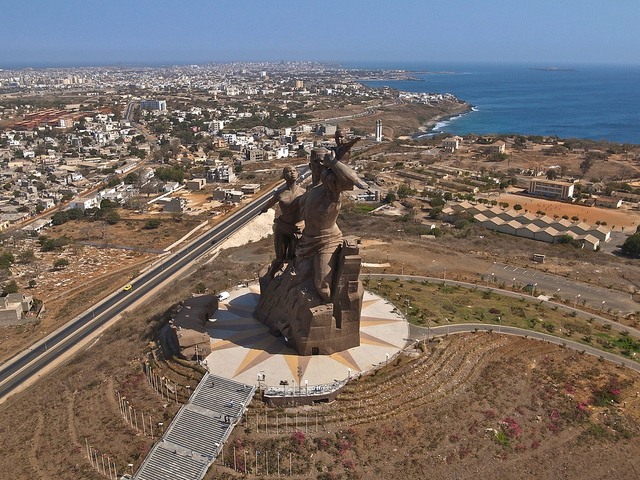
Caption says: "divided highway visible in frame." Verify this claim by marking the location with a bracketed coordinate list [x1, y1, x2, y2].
[0, 170, 307, 402]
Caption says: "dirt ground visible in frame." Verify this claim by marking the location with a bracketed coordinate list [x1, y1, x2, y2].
[496, 191, 639, 231]
[0, 212, 208, 363]
[2, 137, 640, 478]
[313, 101, 471, 139]
[1, 214, 640, 479]
[207, 334, 640, 480]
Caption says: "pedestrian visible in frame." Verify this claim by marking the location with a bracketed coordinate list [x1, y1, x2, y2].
[211, 381, 215, 388]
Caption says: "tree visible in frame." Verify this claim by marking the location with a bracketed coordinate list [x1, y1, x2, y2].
[513, 204, 523, 211]
[53, 258, 69, 269]
[579, 157, 594, 176]
[104, 211, 121, 225]
[28, 279, 36, 288]
[18, 250, 35, 264]
[2, 280, 18, 295]
[195, 282, 207, 294]
[397, 184, 416, 199]
[0, 251, 15, 272]
[384, 191, 397, 203]
[429, 197, 446, 208]
[124, 172, 139, 184]
[546, 169, 558, 180]
[38, 235, 70, 252]
[621, 233, 640, 258]
[51, 211, 70, 225]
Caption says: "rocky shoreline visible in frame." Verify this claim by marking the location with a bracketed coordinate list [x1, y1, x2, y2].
[416, 102, 475, 137]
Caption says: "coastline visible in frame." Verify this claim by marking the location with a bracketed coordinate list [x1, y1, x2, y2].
[416, 102, 475, 137]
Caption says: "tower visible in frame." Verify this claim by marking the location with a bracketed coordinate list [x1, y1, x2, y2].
[375, 119, 382, 142]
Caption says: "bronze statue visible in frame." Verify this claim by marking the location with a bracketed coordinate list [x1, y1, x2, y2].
[295, 142, 360, 301]
[260, 166, 304, 278]
[255, 131, 364, 355]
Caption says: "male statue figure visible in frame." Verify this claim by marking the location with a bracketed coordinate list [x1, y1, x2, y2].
[295, 139, 360, 302]
[260, 166, 304, 278]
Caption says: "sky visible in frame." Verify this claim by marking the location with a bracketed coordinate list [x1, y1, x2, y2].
[2, 0, 639, 68]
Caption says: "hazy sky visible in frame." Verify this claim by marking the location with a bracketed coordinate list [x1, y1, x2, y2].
[2, 0, 639, 68]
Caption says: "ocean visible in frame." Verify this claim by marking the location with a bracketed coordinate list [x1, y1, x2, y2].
[350, 62, 640, 144]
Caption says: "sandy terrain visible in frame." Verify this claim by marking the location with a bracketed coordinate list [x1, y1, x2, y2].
[496, 191, 640, 230]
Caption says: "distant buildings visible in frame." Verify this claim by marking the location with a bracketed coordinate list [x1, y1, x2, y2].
[0, 293, 34, 326]
[444, 201, 610, 250]
[528, 179, 575, 199]
[442, 136, 462, 153]
[207, 165, 236, 183]
[140, 100, 167, 111]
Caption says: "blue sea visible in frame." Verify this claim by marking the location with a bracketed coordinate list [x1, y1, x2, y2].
[349, 62, 640, 144]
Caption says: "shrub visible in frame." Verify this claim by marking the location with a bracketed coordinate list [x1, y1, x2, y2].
[144, 219, 162, 229]
[2, 280, 19, 295]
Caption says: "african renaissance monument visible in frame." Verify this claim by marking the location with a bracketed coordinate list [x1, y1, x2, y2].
[254, 131, 364, 355]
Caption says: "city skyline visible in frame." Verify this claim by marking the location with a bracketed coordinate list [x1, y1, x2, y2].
[2, 0, 639, 69]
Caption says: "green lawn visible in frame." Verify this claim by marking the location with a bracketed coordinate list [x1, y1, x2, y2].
[364, 277, 640, 362]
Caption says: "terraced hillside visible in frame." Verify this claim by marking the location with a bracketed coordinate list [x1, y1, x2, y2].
[215, 333, 640, 480]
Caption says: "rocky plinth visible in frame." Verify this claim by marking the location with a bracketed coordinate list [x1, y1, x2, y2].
[254, 239, 363, 355]
[169, 294, 216, 360]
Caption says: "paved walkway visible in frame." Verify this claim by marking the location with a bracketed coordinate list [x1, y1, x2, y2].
[203, 287, 409, 389]
[410, 323, 640, 374]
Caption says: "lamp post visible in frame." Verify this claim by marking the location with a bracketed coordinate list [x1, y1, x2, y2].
[498, 316, 502, 334]
[574, 294, 581, 309]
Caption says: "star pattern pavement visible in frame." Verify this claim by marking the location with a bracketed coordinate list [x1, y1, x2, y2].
[203, 287, 409, 388]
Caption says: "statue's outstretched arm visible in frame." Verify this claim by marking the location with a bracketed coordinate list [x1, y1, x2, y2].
[260, 190, 280, 213]
[334, 137, 360, 161]
[323, 153, 360, 191]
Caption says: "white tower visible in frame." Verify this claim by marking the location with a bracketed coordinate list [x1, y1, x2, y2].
[375, 119, 383, 142]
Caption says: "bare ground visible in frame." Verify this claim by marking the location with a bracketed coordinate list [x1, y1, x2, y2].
[1, 199, 640, 479]
[207, 334, 640, 480]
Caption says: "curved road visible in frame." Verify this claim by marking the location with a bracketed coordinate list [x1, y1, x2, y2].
[365, 273, 640, 372]
[409, 323, 640, 374]
[364, 273, 640, 337]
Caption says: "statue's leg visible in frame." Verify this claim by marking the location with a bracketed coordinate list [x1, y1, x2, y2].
[268, 230, 287, 278]
[314, 250, 338, 302]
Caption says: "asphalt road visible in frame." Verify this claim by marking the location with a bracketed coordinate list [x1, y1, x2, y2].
[0, 171, 308, 402]
[408, 323, 640, 375]
[483, 262, 638, 315]
[364, 273, 640, 339]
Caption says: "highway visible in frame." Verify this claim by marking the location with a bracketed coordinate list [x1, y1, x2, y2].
[0, 169, 308, 402]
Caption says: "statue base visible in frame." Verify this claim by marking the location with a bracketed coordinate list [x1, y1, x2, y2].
[254, 239, 363, 355]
